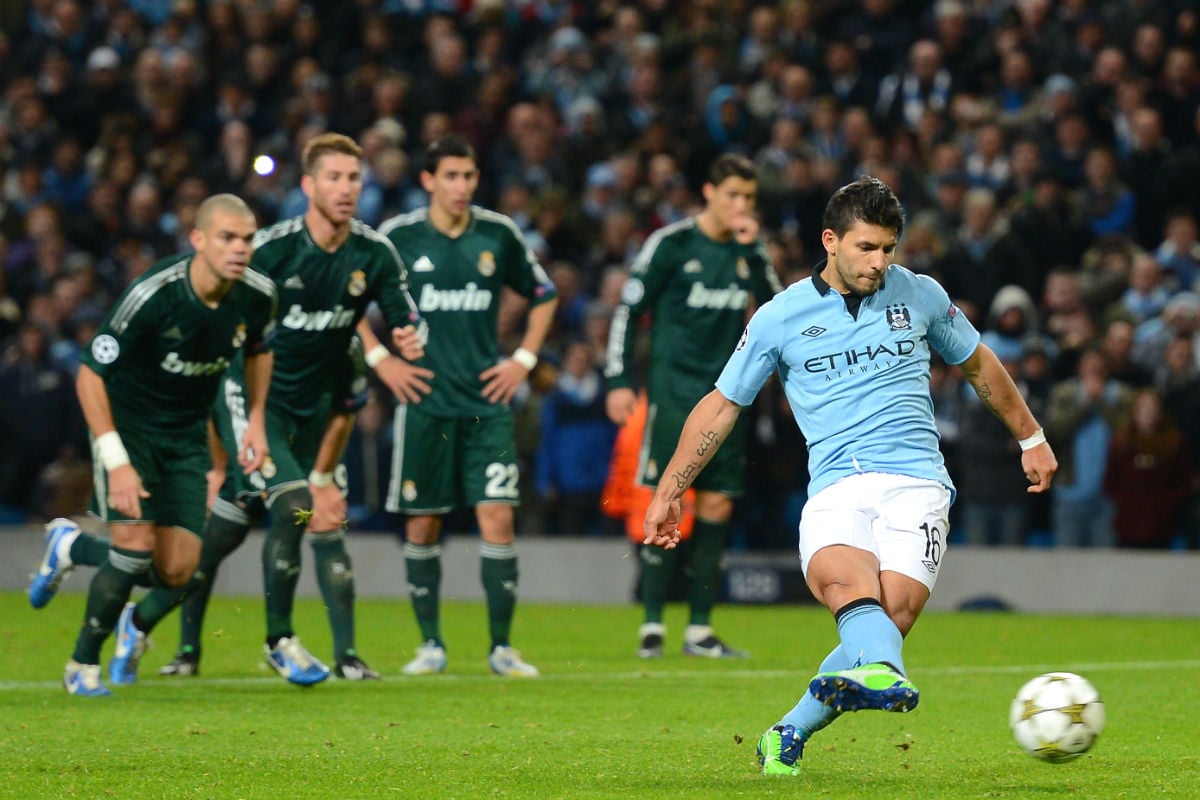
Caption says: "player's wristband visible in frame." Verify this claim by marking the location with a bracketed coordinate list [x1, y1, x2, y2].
[365, 345, 390, 369]
[95, 431, 130, 470]
[308, 470, 334, 487]
[512, 347, 538, 371]
[1018, 427, 1046, 451]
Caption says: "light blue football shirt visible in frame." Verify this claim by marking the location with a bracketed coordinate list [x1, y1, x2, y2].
[716, 263, 981, 499]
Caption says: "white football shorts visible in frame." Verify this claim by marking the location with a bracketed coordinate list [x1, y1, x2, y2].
[797, 472, 951, 592]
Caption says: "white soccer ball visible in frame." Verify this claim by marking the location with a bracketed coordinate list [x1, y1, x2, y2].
[1009, 672, 1105, 763]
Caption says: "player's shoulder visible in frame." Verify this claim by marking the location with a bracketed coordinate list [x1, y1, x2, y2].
[236, 264, 277, 301]
[134, 253, 191, 287]
[251, 216, 305, 250]
[377, 208, 427, 237]
[884, 263, 952, 307]
[470, 206, 526, 241]
[646, 217, 695, 250]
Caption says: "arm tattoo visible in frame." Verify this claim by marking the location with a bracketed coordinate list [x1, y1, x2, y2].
[976, 380, 999, 416]
[696, 429, 720, 458]
[672, 461, 700, 490]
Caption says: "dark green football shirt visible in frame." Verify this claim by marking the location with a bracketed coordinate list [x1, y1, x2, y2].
[81, 253, 277, 432]
[605, 217, 782, 407]
[251, 217, 420, 417]
[378, 206, 557, 418]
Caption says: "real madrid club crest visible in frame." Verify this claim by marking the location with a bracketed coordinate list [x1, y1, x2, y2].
[232, 323, 247, 348]
[348, 270, 367, 297]
[886, 303, 911, 331]
[402, 480, 418, 502]
[477, 250, 496, 277]
[736, 257, 750, 280]
[260, 457, 277, 479]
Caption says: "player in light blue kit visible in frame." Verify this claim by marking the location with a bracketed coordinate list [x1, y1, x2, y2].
[641, 177, 1058, 776]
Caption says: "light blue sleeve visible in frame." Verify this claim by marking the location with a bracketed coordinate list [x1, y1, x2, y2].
[919, 275, 980, 365]
[715, 299, 783, 407]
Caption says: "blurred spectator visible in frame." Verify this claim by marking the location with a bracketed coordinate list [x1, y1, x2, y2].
[535, 340, 617, 536]
[1045, 347, 1134, 547]
[1154, 210, 1200, 292]
[1119, 251, 1172, 324]
[980, 285, 1046, 363]
[956, 352, 1032, 547]
[0, 321, 85, 517]
[1103, 387, 1191, 549]
[875, 39, 953, 133]
[1133, 291, 1200, 373]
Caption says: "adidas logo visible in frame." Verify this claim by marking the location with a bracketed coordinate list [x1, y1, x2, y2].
[162, 326, 183, 339]
[412, 256, 434, 272]
[284, 275, 306, 289]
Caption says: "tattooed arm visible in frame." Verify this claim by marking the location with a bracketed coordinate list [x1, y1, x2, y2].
[643, 389, 743, 548]
[957, 342, 1058, 493]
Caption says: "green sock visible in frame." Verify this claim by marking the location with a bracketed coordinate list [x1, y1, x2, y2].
[262, 488, 309, 644]
[686, 520, 728, 626]
[135, 512, 251, 647]
[71, 546, 152, 664]
[310, 531, 356, 660]
[178, 511, 251, 653]
[68, 531, 112, 568]
[404, 542, 442, 645]
[480, 542, 518, 649]
[640, 543, 679, 625]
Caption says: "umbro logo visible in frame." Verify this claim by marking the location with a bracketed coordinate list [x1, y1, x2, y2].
[162, 326, 183, 339]
[284, 275, 305, 289]
[412, 255, 434, 272]
[802, 326, 826, 338]
[683, 259, 702, 274]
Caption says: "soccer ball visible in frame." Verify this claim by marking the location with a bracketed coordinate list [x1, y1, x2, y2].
[1009, 672, 1105, 763]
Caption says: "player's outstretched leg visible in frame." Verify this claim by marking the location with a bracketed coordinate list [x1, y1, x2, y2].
[264, 636, 329, 686]
[29, 518, 81, 608]
[807, 598, 918, 712]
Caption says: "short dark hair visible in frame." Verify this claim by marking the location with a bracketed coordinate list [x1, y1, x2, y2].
[822, 175, 906, 240]
[423, 134, 477, 175]
[707, 153, 756, 186]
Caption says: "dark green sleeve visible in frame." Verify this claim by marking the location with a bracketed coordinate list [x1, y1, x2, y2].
[604, 235, 675, 388]
[745, 240, 783, 304]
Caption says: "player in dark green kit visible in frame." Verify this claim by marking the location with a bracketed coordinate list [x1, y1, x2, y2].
[28, 194, 276, 696]
[377, 135, 557, 677]
[605, 154, 782, 660]
[129, 336, 374, 681]
[105, 133, 424, 685]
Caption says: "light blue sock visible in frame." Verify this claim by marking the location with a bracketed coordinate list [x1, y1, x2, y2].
[780, 645, 848, 740]
[836, 598, 905, 674]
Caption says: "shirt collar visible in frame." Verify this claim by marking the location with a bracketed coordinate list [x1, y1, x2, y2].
[812, 259, 833, 295]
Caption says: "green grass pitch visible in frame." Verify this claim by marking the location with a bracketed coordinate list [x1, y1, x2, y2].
[1, 591, 1197, 799]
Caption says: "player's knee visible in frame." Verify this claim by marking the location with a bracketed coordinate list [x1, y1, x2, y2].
[158, 562, 197, 589]
[275, 486, 314, 529]
[405, 515, 442, 546]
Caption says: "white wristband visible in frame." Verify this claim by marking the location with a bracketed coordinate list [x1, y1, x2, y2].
[95, 431, 130, 470]
[1018, 427, 1046, 451]
[365, 345, 390, 368]
[512, 347, 538, 371]
[308, 470, 334, 487]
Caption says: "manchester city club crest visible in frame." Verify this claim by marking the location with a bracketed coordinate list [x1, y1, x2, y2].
[477, 250, 496, 277]
[348, 270, 367, 297]
[736, 257, 750, 280]
[886, 303, 911, 331]
[232, 323, 247, 348]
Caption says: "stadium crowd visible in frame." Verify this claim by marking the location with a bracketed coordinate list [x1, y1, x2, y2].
[1, 0, 1198, 550]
